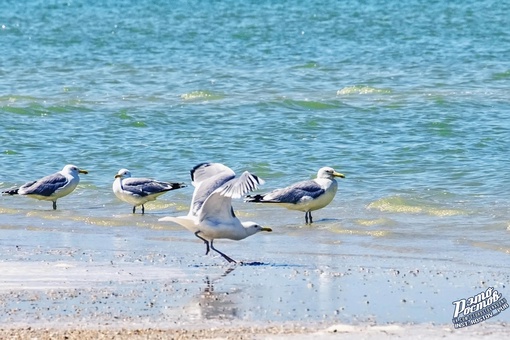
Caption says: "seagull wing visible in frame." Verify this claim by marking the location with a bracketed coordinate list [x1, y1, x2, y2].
[190, 170, 235, 217]
[198, 191, 236, 224]
[216, 171, 264, 199]
[262, 180, 325, 204]
[190, 163, 233, 186]
[199, 171, 264, 223]
[19, 173, 68, 197]
[122, 178, 180, 197]
[188, 163, 235, 216]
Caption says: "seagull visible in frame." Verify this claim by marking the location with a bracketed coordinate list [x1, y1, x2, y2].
[245, 167, 345, 224]
[2, 164, 88, 210]
[112, 169, 186, 214]
[159, 162, 272, 263]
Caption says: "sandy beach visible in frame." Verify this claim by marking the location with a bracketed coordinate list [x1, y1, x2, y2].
[0, 323, 509, 340]
[0, 215, 508, 339]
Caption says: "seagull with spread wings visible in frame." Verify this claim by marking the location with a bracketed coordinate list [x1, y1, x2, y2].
[159, 162, 272, 263]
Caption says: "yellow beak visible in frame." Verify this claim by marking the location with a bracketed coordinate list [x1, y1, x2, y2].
[79, 169, 88, 174]
[261, 227, 273, 232]
[334, 171, 345, 178]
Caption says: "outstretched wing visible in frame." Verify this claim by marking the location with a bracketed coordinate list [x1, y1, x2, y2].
[198, 191, 236, 224]
[199, 170, 264, 223]
[190, 163, 233, 186]
[217, 171, 264, 199]
[189, 163, 235, 216]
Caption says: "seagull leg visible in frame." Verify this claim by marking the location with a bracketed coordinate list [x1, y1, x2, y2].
[194, 231, 210, 255]
[305, 211, 313, 224]
[141, 205, 145, 214]
[132, 206, 136, 214]
[52, 201, 57, 210]
[210, 240, 237, 264]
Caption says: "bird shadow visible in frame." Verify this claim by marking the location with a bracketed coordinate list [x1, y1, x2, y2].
[189, 261, 305, 269]
[289, 217, 342, 228]
[316, 217, 343, 223]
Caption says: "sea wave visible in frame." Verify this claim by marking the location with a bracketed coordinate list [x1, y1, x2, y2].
[367, 196, 465, 217]
[329, 226, 390, 237]
[279, 99, 343, 110]
[180, 90, 225, 101]
[336, 85, 392, 96]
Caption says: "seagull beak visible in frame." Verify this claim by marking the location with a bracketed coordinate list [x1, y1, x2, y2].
[79, 169, 88, 174]
[261, 227, 272, 232]
[114, 174, 122, 179]
[334, 171, 345, 178]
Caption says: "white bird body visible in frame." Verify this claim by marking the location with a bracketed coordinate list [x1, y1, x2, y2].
[165, 214, 252, 241]
[159, 162, 271, 263]
[246, 167, 345, 224]
[2, 164, 88, 210]
[113, 169, 186, 214]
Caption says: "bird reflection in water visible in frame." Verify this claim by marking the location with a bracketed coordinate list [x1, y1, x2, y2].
[186, 266, 240, 321]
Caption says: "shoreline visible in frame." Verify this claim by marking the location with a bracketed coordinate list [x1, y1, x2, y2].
[0, 322, 509, 340]
[1, 207, 509, 339]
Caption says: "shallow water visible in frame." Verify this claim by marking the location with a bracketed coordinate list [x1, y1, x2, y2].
[1, 0, 509, 327]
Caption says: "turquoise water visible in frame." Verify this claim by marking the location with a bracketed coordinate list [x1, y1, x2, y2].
[0, 0, 510, 324]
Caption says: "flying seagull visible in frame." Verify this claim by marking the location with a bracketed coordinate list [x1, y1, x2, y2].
[2, 164, 88, 210]
[113, 168, 186, 214]
[245, 167, 345, 224]
[159, 162, 272, 263]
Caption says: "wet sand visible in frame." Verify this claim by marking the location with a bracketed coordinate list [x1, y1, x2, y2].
[0, 323, 509, 340]
[0, 208, 509, 339]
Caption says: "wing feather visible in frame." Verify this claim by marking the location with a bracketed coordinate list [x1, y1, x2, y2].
[258, 180, 324, 204]
[199, 170, 263, 223]
[190, 163, 233, 186]
[19, 173, 68, 197]
[217, 171, 265, 198]
[190, 172, 234, 216]
[122, 178, 184, 197]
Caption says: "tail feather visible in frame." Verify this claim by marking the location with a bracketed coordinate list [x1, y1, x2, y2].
[159, 215, 197, 231]
[170, 182, 187, 190]
[2, 187, 19, 195]
[245, 194, 265, 202]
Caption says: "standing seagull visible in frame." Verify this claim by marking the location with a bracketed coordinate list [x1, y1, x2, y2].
[2, 164, 88, 210]
[113, 169, 186, 214]
[159, 162, 272, 263]
[245, 167, 345, 224]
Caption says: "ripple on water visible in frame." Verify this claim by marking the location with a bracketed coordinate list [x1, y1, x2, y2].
[336, 85, 392, 96]
[367, 196, 467, 217]
[180, 90, 225, 101]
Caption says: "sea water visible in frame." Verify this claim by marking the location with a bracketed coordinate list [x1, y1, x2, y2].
[0, 0, 509, 323]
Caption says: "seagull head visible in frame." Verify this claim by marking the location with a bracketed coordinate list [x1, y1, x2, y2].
[115, 169, 132, 179]
[317, 167, 345, 180]
[63, 164, 88, 176]
[242, 222, 273, 236]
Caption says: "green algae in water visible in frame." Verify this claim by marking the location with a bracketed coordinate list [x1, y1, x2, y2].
[336, 85, 392, 95]
[180, 91, 225, 101]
